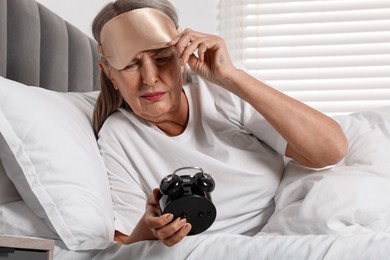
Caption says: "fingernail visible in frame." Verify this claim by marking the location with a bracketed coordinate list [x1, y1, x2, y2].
[185, 223, 192, 231]
[166, 214, 174, 221]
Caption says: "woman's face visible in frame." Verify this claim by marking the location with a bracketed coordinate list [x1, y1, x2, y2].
[109, 47, 186, 125]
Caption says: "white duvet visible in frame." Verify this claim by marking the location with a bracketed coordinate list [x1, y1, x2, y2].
[263, 106, 390, 235]
[51, 106, 390, 259]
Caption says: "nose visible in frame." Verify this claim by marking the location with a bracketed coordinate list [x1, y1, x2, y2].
[140, 58, 159, 86]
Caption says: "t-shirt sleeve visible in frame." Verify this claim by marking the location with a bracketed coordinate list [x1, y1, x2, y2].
[209, 65, 287, 155]
[242, 106, 288, 155]
[98, 115, 148, 236]
[221, 87, 287, 155]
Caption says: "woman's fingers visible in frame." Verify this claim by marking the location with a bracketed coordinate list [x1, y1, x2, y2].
[171, 29, 209, 63]
[197, 42, 211, 62]
[146, 214, 191, 246]
[155, 218, 192, 247]
[152, 217, 187, 239]
[145, 213, 174, 229]
[171, 28, 232, 76]
[170, 28, 196, 54]
[144, 188, 191, 246]
[180, 39, 212, 65]
[162, 222, 192, 247]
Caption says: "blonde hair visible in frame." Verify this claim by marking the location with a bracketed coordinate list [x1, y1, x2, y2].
[92, 0, 187, 136]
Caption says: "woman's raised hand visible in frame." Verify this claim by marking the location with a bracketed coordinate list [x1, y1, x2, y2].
[170, 29, 236, 87]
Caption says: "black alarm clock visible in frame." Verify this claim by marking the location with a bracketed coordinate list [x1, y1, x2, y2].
[158, 166, 217, 235]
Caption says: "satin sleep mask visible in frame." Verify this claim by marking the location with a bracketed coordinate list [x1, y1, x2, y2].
[99, 8, 179, 70]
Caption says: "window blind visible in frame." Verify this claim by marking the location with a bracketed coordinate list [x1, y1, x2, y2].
[218, 0, 390, 115]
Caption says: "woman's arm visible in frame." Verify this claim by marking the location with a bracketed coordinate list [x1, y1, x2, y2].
[224, 69, 348, 168]
[171, 29, 348, 168]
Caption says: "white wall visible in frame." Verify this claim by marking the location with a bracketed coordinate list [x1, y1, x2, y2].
[35, 0, 218, 38]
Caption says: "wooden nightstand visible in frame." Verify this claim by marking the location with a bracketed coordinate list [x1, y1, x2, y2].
[0, 235, 54, 260]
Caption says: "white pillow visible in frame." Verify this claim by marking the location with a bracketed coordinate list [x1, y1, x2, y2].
[0, 77, 114, 250]
[0, 158, 21, 205]
[0, 200, 59, 239]
[262, 106, 390, 235]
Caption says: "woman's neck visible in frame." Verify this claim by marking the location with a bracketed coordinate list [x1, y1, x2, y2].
[155, 91, 189, 136]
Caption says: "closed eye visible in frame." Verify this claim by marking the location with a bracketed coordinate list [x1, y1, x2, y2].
[154, 55, 174, 66]
[122, 62, 139, 71]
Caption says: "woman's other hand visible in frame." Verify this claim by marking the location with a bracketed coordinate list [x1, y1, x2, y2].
[145, 188, 192, 246]
[125, 188, 191, 247]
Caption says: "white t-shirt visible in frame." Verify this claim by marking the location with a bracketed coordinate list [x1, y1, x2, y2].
[98, 76, 287, 236]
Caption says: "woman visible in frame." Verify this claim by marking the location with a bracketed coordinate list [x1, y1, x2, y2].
[92, 0, 348, 247]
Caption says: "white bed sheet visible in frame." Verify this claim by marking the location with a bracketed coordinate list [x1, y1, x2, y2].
[54, 232, 390, 260]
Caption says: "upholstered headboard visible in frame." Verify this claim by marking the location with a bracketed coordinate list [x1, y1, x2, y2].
[0, 0, 100, 92]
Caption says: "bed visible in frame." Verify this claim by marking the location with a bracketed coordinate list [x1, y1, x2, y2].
[1, 0, 390, 259]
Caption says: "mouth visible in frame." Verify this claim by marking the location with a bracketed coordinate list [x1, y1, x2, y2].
[141, 91, 166, 102]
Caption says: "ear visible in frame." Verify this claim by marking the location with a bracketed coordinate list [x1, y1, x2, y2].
[97, 44, 112, 79]
[98, 61, 119, 91]
[98, 60, 109, 76]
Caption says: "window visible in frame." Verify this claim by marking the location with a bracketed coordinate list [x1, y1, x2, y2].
[218, 0, 390, 115]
